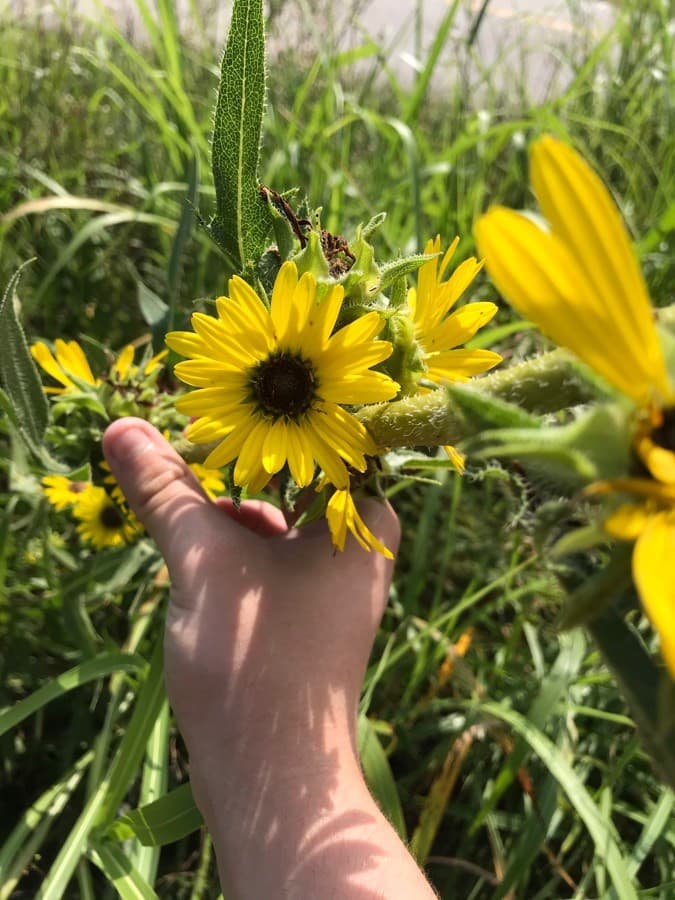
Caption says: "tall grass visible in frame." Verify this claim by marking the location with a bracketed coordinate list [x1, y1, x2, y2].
[1, 0, 674, 896]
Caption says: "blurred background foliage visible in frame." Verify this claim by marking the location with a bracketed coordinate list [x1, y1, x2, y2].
[1, 0, 674, 896]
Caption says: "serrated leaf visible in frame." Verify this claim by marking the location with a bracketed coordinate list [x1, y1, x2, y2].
[108, 783, 203, 847]
[0, 261, 49, 447]
[210, 0, 272, 269]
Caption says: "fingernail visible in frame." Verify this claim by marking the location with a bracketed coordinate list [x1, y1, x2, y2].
[107, 424, 154, 464]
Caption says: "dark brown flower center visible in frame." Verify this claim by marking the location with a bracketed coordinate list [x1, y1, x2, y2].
[248, 352, 317, 420]
[100, 504, 125, 530]
[651, 407, 675, 451]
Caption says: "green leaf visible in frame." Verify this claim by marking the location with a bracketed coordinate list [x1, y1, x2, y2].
[108, 782, 203, 847]
[357, 714, 407, 841]
[587, 607, 675, 792]
[210, 0, 272, 269]
[0, 653, 145, 738]
[447, 382, 541, 431]
[0, 261, 49, 448]
[88, 840, 159, 900]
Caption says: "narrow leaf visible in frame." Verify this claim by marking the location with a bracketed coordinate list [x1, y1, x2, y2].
[88, 840, 159, 900]
[210, 0, 272, 269]
[108, 783, 203, 847]
[357, 714, 407, 841]
[0, 653, 145, 738]
[0, 261, 49, 447]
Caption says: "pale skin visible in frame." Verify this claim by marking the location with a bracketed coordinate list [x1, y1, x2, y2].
[103, 417, 437, 900]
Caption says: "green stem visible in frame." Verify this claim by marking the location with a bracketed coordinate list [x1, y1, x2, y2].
[175, 348, 599, 462]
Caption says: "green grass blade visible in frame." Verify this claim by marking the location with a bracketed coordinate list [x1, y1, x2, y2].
[0, 653, 146, 738]
[88, 839, 159, 900]
[358, 714, 407, 841]
[0, 751, 93, 899]
[130, 700, 170, 884]
[404, 0, 460, 125]
[210, 0, 272, 269]
[108, 783, 203, 847]
[475, 700, 638, 900]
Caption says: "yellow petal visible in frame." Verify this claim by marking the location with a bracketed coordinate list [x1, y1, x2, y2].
[531, 136, 671, 404]
[270, 261, 298, 343]
[633, 514, 675, 677]
[636, 435, 675, 486]
[54, 339, 97, 385]
[426, 348, 502, 383]
[114, 344, 135, 380]
[326, 489, 393, 559]
[261, 418, 289, 475]
[31, 342, 74, 390]
[443, 445, 465, 474]
[421, 302, 498, 354]
[475, 208, 658, 404]
[286, 422, 315, 487]
[604, 503, 653, 540]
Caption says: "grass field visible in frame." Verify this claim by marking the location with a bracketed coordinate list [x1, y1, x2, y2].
[1, 0, 674, 896]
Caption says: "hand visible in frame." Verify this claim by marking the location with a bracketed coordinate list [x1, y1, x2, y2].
[103, 418, 435, 898]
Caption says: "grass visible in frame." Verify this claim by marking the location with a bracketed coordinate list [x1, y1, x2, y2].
[1, 0, 674, 896]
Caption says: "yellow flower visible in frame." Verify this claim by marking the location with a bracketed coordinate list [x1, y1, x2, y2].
[407, 236, 502, 471]
[42, 475, 89, 511]
[589, 460, 675, 677]
[31, 339, 98, 395]
[188, 462, 225, 500]
[113, 345, 168, 381]
[72, 485, 139, 549]
[325, 488, 394, 559]
[166, 261, 399, 493]
[475, 135, 675, 677]
[474, 135, 673, 407]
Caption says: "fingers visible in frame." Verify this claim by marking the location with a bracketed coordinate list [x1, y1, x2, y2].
[214, 497, 289, 538]
[102, 417, 230, 564]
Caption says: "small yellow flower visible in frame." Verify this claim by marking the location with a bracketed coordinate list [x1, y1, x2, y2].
[113, 345, 168, 381]
[406, 236, 502, 471]
[325, 488, 394, 559]
[166, 260, 399, 494]
[72, 485, 139, 549]
[42, 475, 89, 511]
[31, 339, 98, 395]
[475, 135, 675, 676]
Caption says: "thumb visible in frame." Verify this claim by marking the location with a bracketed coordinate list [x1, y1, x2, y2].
[102, 417, 225, 566]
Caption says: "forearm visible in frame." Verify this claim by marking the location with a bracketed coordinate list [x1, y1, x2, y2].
[191, 751, 437, 899]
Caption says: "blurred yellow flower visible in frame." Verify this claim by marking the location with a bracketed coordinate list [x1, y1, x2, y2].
[325, 488, 393, 559]
[42, 474, 89, 511]
[73, 485, 139, 549]
[474, 136, 673, 407]
[188, 462, 225, 500]
[31, 339, 98, 395]
[475, 135, 675, 677]
[166, 260, 399, 494]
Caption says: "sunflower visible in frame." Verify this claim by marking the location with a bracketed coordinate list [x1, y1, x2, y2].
[42, 474, 89, 511]
[31, 339, 98, 395]
[325, 488, 394, 559]
[73, 485, 139, 549]
[405, 236, 502, 471]
[474, 135, 675, 676]
[187, 462, 225, 500]
[166, 261, 399, 494]
[113, 345, 168, 381]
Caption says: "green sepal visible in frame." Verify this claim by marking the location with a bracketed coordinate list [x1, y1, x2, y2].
[388, 274, 408, 310]
[476, 403, 632, 490]
[0, 260, 49, 449]
[377, 252, 435, 294]
[293, 229, 330, 282]
[338, 224, 381, 304]
[557, 543, 633, 630]
[209, 0, 273, 270]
